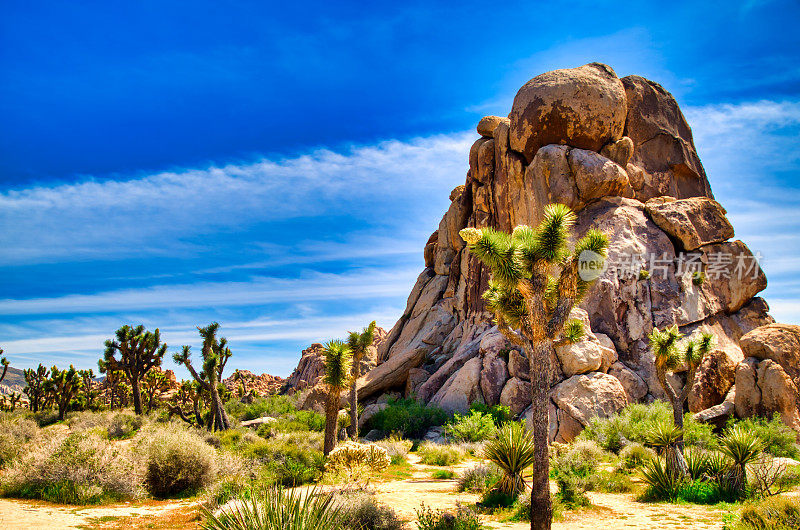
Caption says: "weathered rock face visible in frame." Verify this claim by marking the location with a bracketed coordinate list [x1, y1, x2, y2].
[509, 63, 627, 162]
[283, 63, 794, 437]
[224, 370, 285, 397]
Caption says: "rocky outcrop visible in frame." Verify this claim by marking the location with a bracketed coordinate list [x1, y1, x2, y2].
[284, 62, 794, 438]
[223, 370, 285, 397]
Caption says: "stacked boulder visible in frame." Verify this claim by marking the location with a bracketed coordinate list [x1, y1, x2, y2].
[285, 63, 796, 441]
[223, 370, 286, 397]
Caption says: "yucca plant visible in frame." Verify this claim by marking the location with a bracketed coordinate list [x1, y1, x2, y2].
[346, 321, 376, 440]
[460, 203, 608, 530]
[647, 421, 687, 476]
[200, 486, 344, 530]
[648, 326, 714, 461]
[322, 340, 352, 455]
[684, 449, 711, 481]
[641, 456, 684, 501]
[719, 425, 766, 499]
[483, 421, 537, 498]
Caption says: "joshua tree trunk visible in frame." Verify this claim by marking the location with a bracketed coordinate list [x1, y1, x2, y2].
[323, 392, 339, 455]
[528, 340, 553, 530]
[209, 383, 230, 431]
[347, 375, 358, 439]
[131, 377, 143, 415]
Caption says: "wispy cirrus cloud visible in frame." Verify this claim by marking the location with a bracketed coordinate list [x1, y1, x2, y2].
[0, 133, 471, 266]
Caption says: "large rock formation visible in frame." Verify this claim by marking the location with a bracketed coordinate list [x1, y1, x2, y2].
[284, 63, 796, 440]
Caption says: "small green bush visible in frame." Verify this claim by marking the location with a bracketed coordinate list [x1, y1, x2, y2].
[417, 442, 467, 466]
[578, 401, 717, 453]
[676, 479, 729, 504]
[468, 403, 513, 425]
[226, 395, 296, 421]
[432, 469, 455, 479]
[242, 432, 325, 487]
[550, 441, 607, 507]
[107, 412, 145, 439]
[587, 470, 634, 493]
[366, 398, 450, 439]
[618, 442, 655, 471]
[457, 463, 502, 493]
[141, 425, 217, 498]
[479, 489, 515, 508]
[732, 496, 800, 530]
[415, 503, 483, 530]
[444, 410, 496, 442]
[729, 414, 799, 459]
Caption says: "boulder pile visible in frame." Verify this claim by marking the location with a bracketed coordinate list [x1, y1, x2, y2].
[285, 63, 797, 440]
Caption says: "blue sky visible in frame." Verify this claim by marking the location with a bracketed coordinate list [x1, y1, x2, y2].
[1, 0, 799, 377]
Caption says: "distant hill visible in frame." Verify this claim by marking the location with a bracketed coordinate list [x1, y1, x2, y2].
[1, 365, 26, 394]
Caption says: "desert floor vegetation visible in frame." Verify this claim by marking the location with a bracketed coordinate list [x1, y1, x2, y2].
[0, 398, 798, 529]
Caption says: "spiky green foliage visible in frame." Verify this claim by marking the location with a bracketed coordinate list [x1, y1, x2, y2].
[641, 456, 684, 501]
[321, 340, 352, 455]
[719, 425, 766, 497]
[649, 325, 683, 373]
[562, 320, 585, 344]
[102, 324, 167, 415]
[534, 204, 575, 263]
[200, 486, 344, 530]
[173, 323, 233, 431]
[346, 321, 376, 439]
[483, 422, 536, 497]
[46, 365, 83, 420]
[322, 340, 352, 390]
[648, 422, 684, 449]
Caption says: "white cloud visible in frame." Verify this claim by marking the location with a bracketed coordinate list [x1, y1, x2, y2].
[0, 133, 471, 265]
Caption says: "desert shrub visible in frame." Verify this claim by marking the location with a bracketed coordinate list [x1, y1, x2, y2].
[415, 503, 483, 530]
[0, 413, 38, 466]
[479, 489, 515, 508]
[468, 403, 513, 425]
[1, 431, 143, 504]
[444, 410, 496, 442]
[676, 479, 728, 504]
[685, 448, 711, 480]
[259, 410, 325, 434]
[140, 425, 217, 497]
[374, 434, 413, 464]
[618, 442, 655, 471]
[226, 395, 296, 421]
[550, 441, 607, 507]
[578, 401, 716, 453]
[325, 442, 390, 482]
[417, 442, 467, 466]
[28, 410, 60, 427]
[587, 469, 634, 493]
[749, 456, 800, 498]
[732, 496, 800, 530]
[336, 491, 404, 530]
[729, 414, 799, 459]
[201, 486, 345, 530]
[457, 463, 502, 493]
[242, 432, 325, 487]
[366, 398, 450, 439]
[431, 469, 454, 479]
[107, 412, 145, 439]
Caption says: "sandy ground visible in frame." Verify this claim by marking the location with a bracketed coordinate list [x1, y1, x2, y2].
[0, 453, 753, 529]
[0, 498, 195, 529]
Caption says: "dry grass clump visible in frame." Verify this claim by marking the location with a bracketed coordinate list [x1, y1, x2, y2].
[0, 430, 144, 504]
[138, 424, 218, 498]
[374, 434, 413, 464]
[417, 442, 468, 466]
[0, 413, 38, 466]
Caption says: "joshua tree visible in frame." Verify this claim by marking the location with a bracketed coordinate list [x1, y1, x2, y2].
[168, 380, 208, 427]
[78, 368, 100, 410]
[173, 322, 232, 431]
[141, 370, 170, 413]
[459, 204, 608, 530]
[321, 340, 352, 455]
[346, 320, 376, 439]
[0, 349, 8, 385]
[648, 326, 714, 459]
[46, 365, 82, 420]
[23, 364, 50, 412]
[102, 325, 167, 414]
